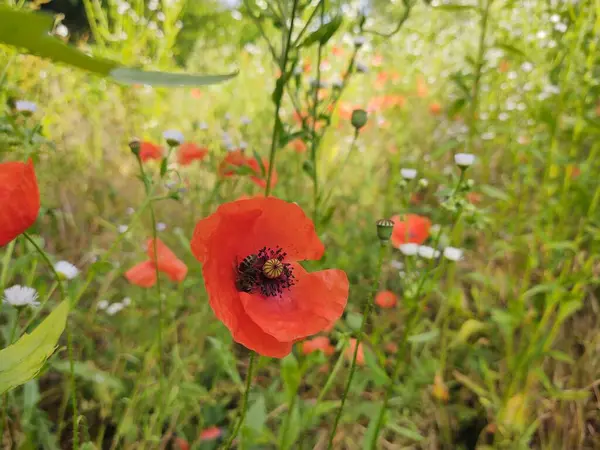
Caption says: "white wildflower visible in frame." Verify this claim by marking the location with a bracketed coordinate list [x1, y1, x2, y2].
[97, 300, 109, 310]
[15, 100, 37, 114]
[55, 261, 79, 280]
[443, 247, 464, 261]
[353, 36, 367, 47]
[118, 225, 128, 234]
[2, 285, 40, 308]
[400, 168, 417, 180]
[156, 222, 167, 231]
[55, 24, 69, 37]
[122, 297, 131, 306]
[163, 129, 184, 146]
[399, 243, 419, 256]
[106, 303, 125, 316]
[418, 245, 440, 259]
[454, 153, 475, 168]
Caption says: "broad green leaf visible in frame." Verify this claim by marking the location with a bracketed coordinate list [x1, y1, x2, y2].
[51, 360, 124, 392]
[299, 16, 343, 47]
[0, 301, 69, 395]
[0, 6, 236, 87]
[281, 354, 300, 401]
[244, 395, 267, 432]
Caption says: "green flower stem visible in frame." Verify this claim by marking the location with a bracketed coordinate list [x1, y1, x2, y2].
[222, 351, 257, 450]
[264, 0, 300, 197]
[0, 308, 22, 443]
[22, 232, 78, 450]
[327, 242, 387, 449]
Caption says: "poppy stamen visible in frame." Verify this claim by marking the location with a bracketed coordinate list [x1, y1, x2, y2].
[235, 246, 295, 297]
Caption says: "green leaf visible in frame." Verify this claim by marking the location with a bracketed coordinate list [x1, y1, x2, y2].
[50, 360, 124, 391]
[278, 400, 301, 450]
[546, 350, 574, 364]
[363, 348, 390, 386]
[494, 43, 528, 59]
[207, 337, 242, 386]
[244, 395, 267, 432]
[281, 354, 300, 401]
[386, 422, 425, 442]
[299, 16, 343, 47]
[251, 149, 266, 177]
[408, 329, 439, 344]
[451, 319, 486, 347]
[0, 5, 236, 87]
[0, 301, 69, 395]
[480, 184, 511, 202]
[346, 312, 363, 331]
[110, 68, 238, 87]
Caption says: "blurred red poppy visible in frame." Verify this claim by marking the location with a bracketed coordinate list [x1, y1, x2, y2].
[147, 238, 188, 282]
[190, 88, 202, 99]
[331, 45, 344, 56]
[429, 102, 442, 116]
[174, 437, 189, 450]
[125, 260, 157, 288]
[247, 157, 278, 189]
[191, 197, 348, 358]
[466, 192, 482, 205]
[416, 75, 428, 98]
[290, 138, 307, 153]
[139, 141, 163, 162]
[375, 290, 397, 308]
[200, 426, 222, 441]
[301, 336, 335, 356]
[345, 338, 365, 366]
[0, 159, 40, 247]
[178, 143, 208, 166]
[218, 150, 248, 177]
[125, 239, 187, 287]
[391, 214, 431, 247]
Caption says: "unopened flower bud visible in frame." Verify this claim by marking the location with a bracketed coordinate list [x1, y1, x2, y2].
[351, 109, 368, 130]
[129, 138, 141, 156]
[376, 219, 394, 241]
[466, 179, 475, 189]
[418, 178, 429, 188]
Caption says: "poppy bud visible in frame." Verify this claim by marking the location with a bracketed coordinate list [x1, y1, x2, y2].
[129, 138, 141, 157]
[376, 219, 394, 241]
[351, 109, 368, 130]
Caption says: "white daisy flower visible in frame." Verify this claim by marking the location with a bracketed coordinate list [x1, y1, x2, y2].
[106, 303, 125, 316]
[399, 243, 419, 256]
[163, 129, 184, 146]
[55, 261, 79, 280]
[390, 260, 404, 270]
[2, 285, 40, 308]
[118, 225, 128, 234]
[55, 24, 69, 37]
[97, 300, 109, 310]
[400, 168, 417, 180]
[122, 297, 132, 306]
[240, 116, 252, 125]
[239, 141, 249, 150]
[156, 222, 167, 231]
[15, 100, 37, 114]
[199, 121, 209, 130]
[353, 36, 366, 47]
[126, 207, 135, 215]
[418, 245, 440, 259]
[454, 153, 475, 168]
[443, 247, 464, 261]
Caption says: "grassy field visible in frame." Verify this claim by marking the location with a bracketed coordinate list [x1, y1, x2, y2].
[1, 0, 599, 449]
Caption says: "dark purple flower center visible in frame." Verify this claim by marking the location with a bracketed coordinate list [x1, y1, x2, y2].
[235, 246, 295, 297]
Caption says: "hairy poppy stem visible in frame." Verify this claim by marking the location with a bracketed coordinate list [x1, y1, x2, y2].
[327, 242, 386, 449]
[22, 232, 78, 450]
[264, 0, 300, 196]
[222, 351, 257, 449]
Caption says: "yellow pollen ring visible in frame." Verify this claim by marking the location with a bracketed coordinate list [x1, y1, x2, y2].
[262, 259, 284, 279]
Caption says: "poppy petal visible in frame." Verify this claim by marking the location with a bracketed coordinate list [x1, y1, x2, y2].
[147, 238, 188, 282]
[0, 160, 40, 247]
[125, 261, 157, 287]
[240, 265, 348, 342]
[236, 197, 324, 262]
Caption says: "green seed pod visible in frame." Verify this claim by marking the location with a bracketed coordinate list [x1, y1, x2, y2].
[351, 109, 368, 130]
[376, 219, 394, 241]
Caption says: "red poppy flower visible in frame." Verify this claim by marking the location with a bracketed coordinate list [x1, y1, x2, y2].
[218, 150, 248, 177]
[147, 238, 188, 282]
[290, 138, 307, 153]
[178, 143, 208, 166]
[125, 239, 187, 287]
[175, 437, 189, 450]
[247, 158, 278, 189]
[331, 45, 344, 56]
[391, 214, 431, 247]
[125, 260, 157, 288]
[190, 197, 349, 358]
[139, 141, 163, 162]
[429, 102, 442, 116]
[200, 426, 222, 441]
[466, 192, 482, 205]
[375, 290, 397, 308]
[301, 336, 335, 356]
[344, 339, 365, 366]
[0, 159, 40, 247]
[190, 88, 202, 99]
